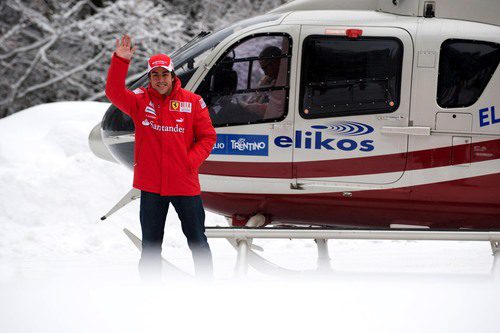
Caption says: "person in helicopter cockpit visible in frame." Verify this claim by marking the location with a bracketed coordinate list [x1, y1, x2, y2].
[209, 45, 286, 125]
[237, 45, 286, 121]
[238, 45, 284, 119]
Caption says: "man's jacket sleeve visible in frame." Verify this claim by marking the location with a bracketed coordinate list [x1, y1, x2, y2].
[189, 97, 216, 171]
[105, 54, 137, 118]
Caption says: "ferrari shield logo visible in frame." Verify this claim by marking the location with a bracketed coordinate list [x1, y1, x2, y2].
[170, 100, 180, 111]
[170, 100, 192, 113]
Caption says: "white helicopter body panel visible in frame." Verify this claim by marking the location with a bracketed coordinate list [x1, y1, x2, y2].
[94, 0, 500, 228]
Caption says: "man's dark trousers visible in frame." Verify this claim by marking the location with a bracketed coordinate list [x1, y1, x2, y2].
[139, 190, 213, 277]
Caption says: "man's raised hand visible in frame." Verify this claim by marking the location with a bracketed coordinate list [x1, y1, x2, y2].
[115, 35, 137, 60]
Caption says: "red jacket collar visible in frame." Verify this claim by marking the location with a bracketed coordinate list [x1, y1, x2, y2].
[147, 76, 182, 100]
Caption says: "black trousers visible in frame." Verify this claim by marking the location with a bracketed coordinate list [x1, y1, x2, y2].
[139, 190, 213, 277]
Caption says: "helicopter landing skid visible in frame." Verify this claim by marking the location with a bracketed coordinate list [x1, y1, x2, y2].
[205, 224, 500, 277]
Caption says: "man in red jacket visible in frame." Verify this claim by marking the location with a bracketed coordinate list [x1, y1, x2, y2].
[106, 35, 216, 278]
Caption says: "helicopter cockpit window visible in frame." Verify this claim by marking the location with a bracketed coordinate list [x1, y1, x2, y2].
[171, 14, 283, 85]
[300, 36, 403, 119]
[437, 39, 500, 108]
[196, 33, 291, 127]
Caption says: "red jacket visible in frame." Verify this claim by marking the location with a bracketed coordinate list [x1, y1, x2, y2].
[105, 54, 216, 196]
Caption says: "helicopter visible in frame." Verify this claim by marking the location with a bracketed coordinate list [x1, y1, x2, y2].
[89, 0, 500, 275]
[90, 0, 499, 231]
[89, 0, 500, 272]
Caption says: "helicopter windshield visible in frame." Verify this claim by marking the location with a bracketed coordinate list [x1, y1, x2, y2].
[170, 13, 283, 84]
[125, 14, 282, 90]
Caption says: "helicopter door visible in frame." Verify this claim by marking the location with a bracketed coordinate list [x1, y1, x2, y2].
[195, 28, 298, 184]
[291, 26, 413, 185]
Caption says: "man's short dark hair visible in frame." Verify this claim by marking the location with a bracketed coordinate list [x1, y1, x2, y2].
[259, 46, 282, 59]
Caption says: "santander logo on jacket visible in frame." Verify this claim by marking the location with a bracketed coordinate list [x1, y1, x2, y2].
[105, 54, 216, 196]
[141, 118, 185, 133]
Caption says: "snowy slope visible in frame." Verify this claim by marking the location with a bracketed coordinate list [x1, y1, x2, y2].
[0, 101, 227, 265]
[0, 102, 499, 333]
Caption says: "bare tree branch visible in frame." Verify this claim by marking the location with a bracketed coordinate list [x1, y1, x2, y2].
[18, 49, 107, 98]
[6, 35, 57, 105]
[61, 0, 88, 20]
[10, 0, 56, 34]
[0, 21, 27, 50]
[0, 36, 53, 60]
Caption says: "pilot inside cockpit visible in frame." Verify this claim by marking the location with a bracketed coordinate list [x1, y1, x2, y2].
[198, 35, 290, 126]
[237, 46, 285, 120]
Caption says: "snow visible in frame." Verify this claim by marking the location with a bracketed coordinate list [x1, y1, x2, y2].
[0, 101, 499, 332]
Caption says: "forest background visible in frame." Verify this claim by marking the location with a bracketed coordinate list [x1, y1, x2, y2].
[0, 0, 289, 118]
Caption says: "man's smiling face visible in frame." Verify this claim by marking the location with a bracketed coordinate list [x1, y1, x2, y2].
[149, 67, 173, 96]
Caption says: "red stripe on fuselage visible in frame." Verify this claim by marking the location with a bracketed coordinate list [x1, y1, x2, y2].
[201, 172, 500, 229]
[200, 138, 500, 178]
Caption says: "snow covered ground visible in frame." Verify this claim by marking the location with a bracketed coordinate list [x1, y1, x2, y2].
[0, 102, 499, 332]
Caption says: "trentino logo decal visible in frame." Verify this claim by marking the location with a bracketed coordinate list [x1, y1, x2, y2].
[212, 134, 269, 156]
[311, 121, 374, 136]
[275, 123, 375, 152]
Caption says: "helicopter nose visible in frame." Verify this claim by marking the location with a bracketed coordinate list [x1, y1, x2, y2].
[88, 122, 117, 163]
[98, 104, 136, 170]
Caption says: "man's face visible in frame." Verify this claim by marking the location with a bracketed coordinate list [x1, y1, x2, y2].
[259, 58, 280, 78]
[150, 67, 173, 95]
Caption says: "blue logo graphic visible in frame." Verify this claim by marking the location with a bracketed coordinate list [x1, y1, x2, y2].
[311, 121, 374, 136]
[275, 123, 375, 152]
[212, 134, 269, 156]
[479, 106, 499, 127]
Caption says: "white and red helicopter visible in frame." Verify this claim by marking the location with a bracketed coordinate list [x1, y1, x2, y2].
[90, 0, 500, 274]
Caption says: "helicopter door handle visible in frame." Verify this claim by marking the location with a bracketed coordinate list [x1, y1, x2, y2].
[381, 126, 431, 136]
[270, 122, 293, 130]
